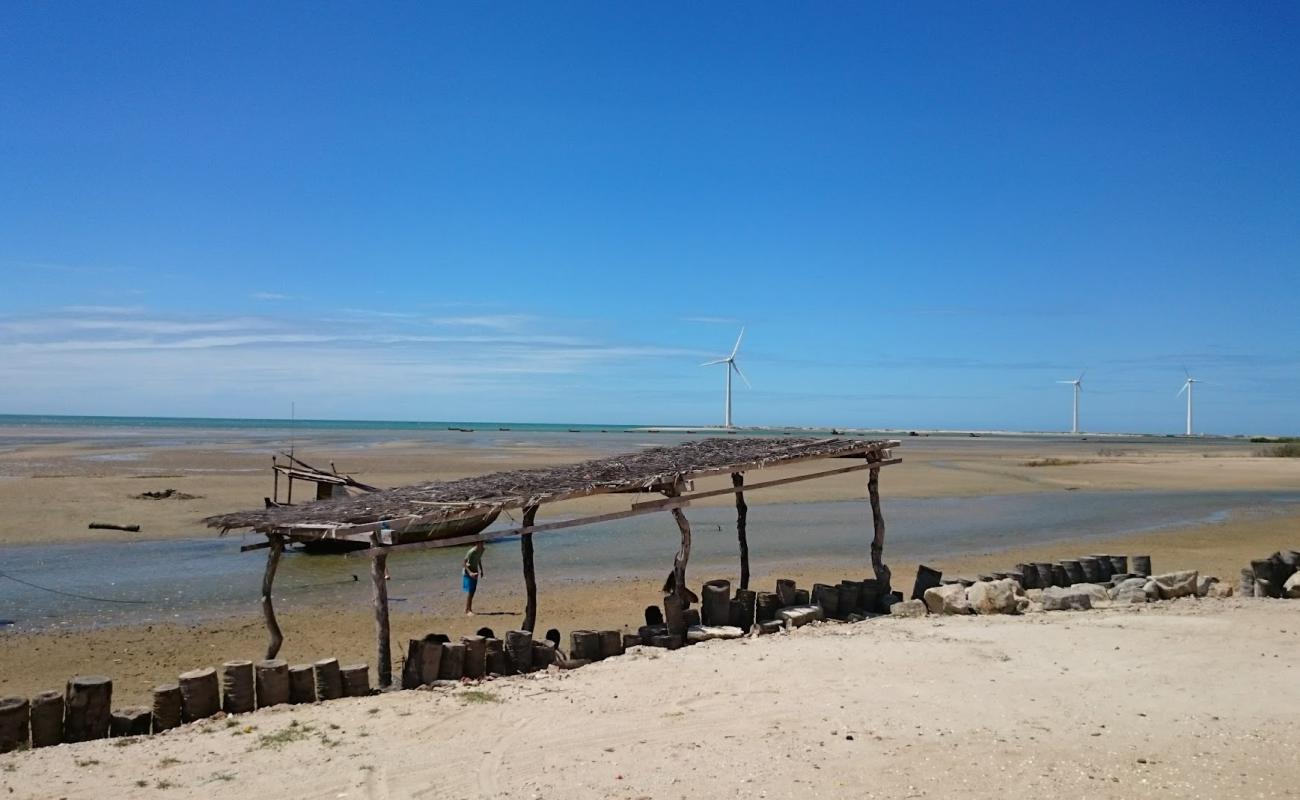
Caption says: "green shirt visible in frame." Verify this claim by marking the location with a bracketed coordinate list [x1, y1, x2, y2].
[464, 547, 483, 575]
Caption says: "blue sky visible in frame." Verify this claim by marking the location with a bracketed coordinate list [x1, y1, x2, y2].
[2, 2, 1298, 433]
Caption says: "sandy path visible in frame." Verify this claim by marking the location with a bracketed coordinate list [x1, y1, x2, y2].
[3, 599, 1297, 799]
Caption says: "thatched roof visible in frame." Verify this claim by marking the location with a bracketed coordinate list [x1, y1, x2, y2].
[206, 436, 895, 535]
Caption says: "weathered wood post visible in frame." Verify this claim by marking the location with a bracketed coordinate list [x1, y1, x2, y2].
[262, 534, 285, 659]
[65, 675, 112, 741]
[732, 472, 750, 590]
[0, 697, 29, 753]
[665, 481, 693, 621]
[29, 690, 64, 747]
[520, 504, 540, 633]
[255, 659, 290, 708]
[150, 684, 181, 732]
[369, 533, 392, 689]
[178, 668, 219, 721]
[314, 658, 343, 700]
[222, 660, 255, 714]
[866, 452, 889, 588]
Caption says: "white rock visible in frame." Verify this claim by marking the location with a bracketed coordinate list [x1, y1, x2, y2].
[1207, 581, 1234, 599]
[923, 583, 972, 615]
[1153, 570, 1199, 600]
[1111, 577, 1149, 604]
[686, 625, 745, 643]
[966, 579, 1021, 615]
[890, 599, 927, 618]
[1284, 572, 1300, 599]
[1196, 576, 1220, 597]
[775, 605, 824, 629]
[1041, 586, 1094, 611]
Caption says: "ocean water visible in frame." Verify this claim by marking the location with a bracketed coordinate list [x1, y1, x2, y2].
[2, 489, 1296, 633]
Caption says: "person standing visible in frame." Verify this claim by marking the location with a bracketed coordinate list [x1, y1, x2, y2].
[463, 541, 485, 615]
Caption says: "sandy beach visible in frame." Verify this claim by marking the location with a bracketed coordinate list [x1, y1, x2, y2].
[4, 598, 1298, 799]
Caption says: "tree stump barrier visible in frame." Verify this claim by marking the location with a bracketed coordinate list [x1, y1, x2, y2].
[1131, 555, 1152, 577]
[622, 633, 641, 650]
[178, 669, 218, 722]
[644, 605, 664, 626]
[1004, 571, 1025, 590]
[150, 684, 181, 732]
[486, 638, 511, 676]
[809, 584, 839, 619]
[438, 644, 466, 680]
[639, 624, 668, 645]
[1239, 568, 1256, 598]
[570, 630, 601, 661]
[0, 697, 29, 753]
[1089, 554, 1115, 581]
[663, 595, 686, 636]
[30, 690, 64, 748]
[109, 708, 151, 737]
[505, 630, 533, 674]
[1075, 557, 1100, 584]
[755, 591, 781, 622]
[221, 660, 255, 715]
[313, 659, 344, 701]
[255, 659, 290, 708]
[911, 565, 942, 600]
[531, 640, 557, 669]
[1061, 560, 1084, 584]
[859, 578, 881, 612]
[733, 589, 757, 628]
[702, 580, 732, 626]
[1108, 555, 1129, 575]
[775, 578, 797, 608]
[288, 665, 316, 704]
[65, 675, 113, 741]
[340, 665, 370, 697]
[1051, 565, 1069, 587]
[598, 630, 624, 659]
[650, 634, 682, 650]
[461, 636, 488, 679]
[1016, 563, 1037, 589]
[682, 608, 701, 629]
[1032, 563, 1055, 588]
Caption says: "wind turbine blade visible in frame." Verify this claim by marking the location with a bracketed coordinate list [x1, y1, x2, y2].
[1177, 381, 1188, 397]
[700, 359, 727, 367]
[1077, 370, 1086, 382]
[731, 360, 752, 389]
[1183, 365, 1191, 379]
[1056, 380, 1075, 384]
[729, 327, 745, 359]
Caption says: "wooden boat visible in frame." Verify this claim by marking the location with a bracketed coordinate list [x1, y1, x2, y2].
[265, 452, 501, 554]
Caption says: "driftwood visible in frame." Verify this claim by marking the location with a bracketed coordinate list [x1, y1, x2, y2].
[150, 684, 181, 732]
[732, 472, 750, 589]
[262, 535, 284, 659]
[520, 505, 540, 632]
[867, 454, 888, 583]
[88, 522, 140, 532]
[30, 690, 64, 747]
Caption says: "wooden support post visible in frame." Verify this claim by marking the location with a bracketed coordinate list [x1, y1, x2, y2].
[732, 472, 749, 590]
[262, 535, 285, 659]
[520, 504, 539, 633]
[272, 456, 279, 504]
[665, 482, 693, 610]
[370, 534, 392, 689]
[867, 454, 888, 584]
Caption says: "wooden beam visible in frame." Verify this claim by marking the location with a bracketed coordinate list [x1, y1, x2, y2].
[264, 441, 901, 538]
[629, 458, 900, 511]
[733, 472, 749, 591]
[370, 532, 392, 689]
[261, 535, 284, 660]
[241, 540, 273, 552]
[342, 456, 904, 558]
[520, 504, 539, 633]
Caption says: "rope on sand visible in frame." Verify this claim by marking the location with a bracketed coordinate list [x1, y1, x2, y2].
[0, 569, 148, 604]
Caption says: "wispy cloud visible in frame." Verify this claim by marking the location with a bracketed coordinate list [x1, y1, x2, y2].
[251, 292, 292, 301]
[681, 315, 740, 325]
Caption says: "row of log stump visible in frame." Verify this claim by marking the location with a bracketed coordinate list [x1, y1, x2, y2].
[1239, 549, 1300, 598]
[0, 657, 372, 753]
[399, 630, 562, 688]
[910, 553, 1155, 600]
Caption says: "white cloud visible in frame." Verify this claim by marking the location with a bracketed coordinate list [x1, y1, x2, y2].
[251, 292, 291, 301]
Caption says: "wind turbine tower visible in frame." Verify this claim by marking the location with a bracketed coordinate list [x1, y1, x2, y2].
[1178, 370, 1201, 436]
[1057, 372, 1084, 434]
[701, 328, 750, 428]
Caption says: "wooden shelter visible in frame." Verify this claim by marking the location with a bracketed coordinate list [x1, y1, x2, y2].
[206, 436, 901, 688]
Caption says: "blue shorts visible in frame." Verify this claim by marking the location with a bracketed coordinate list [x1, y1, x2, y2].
[462, 573, 478, 593]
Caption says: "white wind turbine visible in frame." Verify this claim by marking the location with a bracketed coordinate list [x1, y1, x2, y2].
[701, 328, 750, 428]
[1057, 371, 1085, 434]
[1177, 368, 1201, 436]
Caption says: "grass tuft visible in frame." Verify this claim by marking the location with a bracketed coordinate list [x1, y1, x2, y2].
[457, 689, 501, 705]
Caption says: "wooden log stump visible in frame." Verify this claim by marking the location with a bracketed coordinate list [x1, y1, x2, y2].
[150, 684, 181, 732]
[531, 641, 556, 669]
[486, 638, 511, 676]
[1108, 555, 1129, 575]
[733, 589, 757, 628]
[622, 633, 641, 650]
[775, 578, 797, 608]
[178, 669, 218, 722]
[30, 690, 64, 748]
[859, 579, 881, 613]
[598, 630, 623, 659]
[1004, 571, 1025, 589]
[313, 659, 344, 701]
[288, 665, 315, 704]
[793, 588, 810, 605]
[109, 708, 151, 737]
[1060, 560, 1084, 584]
[461, 636, 487, 679]
[1131, 555, 1152, 577]
[1077, 557, 1102, 584]
[644, 605, 664, 626]
[701, 580, 732, 626]
[570, 630, 601, 661]
[505, 630, 533, 674]
[838, 581, 863, 614]
[255, 659, 290, 708]
[420, 638, 445, 683]
[1251, 559, 1278, 594]
[1088, 555, 1115, 580]
[0, 697, 29, 753]
[340, 665, 370, 697]
[682, 608, 701, 629]
[809, 584, 839, 619]
[1255, 579, 1275, 598]
[221, 660, 255, 715]
[1017, 563, 1038, 589]
[638, 624, 668, 645]
[663, 595, 686, 636]
[1033, 563, 1055, 588]
[650, 634, 682, 650]
[65, 675, 113, 741]
[1051, 565, 1069, 587]
[911, 565, 942, 600]
[401, 640, 423, 689]
[755, 591, 781, 622]
[438, 644, 465, 680]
